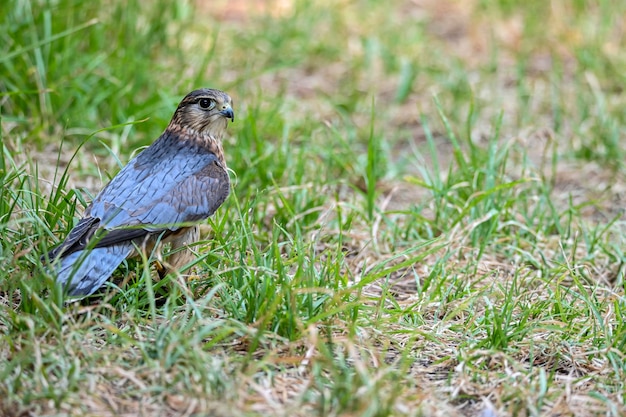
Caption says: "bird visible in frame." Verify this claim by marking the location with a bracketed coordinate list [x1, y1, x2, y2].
[44, 88, 234, 297]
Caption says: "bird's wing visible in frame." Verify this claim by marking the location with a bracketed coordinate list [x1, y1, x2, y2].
[92, 153, 229, 245]
[91, 139, 229, 233]
[51, 133, 229, 257]
[45, 216, 99, 259]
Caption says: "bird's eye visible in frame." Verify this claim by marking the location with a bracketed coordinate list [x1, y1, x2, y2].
[198, 98, 215, 110]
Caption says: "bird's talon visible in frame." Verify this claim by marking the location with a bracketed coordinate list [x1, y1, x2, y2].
[154, 261, 168, 279]
[187, 274, 201, 282]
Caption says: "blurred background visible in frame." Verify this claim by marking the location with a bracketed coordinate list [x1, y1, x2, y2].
[4, 0, 624, 188]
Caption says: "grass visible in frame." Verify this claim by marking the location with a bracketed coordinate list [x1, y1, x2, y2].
[2, 0, 626, 415]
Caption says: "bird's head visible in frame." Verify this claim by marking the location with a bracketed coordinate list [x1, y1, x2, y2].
[171, 88, 234, 138]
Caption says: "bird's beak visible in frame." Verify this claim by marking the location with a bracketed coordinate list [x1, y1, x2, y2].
[220, 106, 234, 122]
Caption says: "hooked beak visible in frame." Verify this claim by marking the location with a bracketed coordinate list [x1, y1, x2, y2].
[220, 106, 234, 122]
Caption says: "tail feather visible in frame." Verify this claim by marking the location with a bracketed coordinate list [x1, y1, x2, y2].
[54, 243, 135, 297]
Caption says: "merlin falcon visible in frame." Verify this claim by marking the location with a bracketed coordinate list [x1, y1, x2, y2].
[44, 88, 234, 297]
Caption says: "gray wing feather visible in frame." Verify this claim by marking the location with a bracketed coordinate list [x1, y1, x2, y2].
[45, 217, 99, 260]
[88, 135, 229, 232]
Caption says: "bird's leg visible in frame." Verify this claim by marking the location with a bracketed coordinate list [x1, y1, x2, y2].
[163, 226, 200, 280]
[140, 234, 169, 280]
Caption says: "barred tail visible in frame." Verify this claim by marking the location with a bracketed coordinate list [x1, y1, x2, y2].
[54, 243, 135, 297]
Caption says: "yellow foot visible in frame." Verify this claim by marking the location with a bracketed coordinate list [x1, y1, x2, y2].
[187, 274, 201, 282]
[154, 260, 168, 279]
